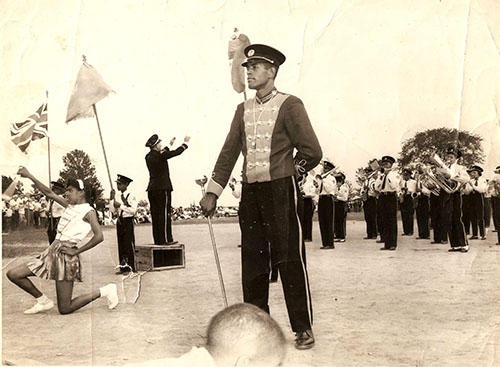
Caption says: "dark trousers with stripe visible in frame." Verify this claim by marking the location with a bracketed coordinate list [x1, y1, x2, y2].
[318, 195, 334, 247]
[239, 176, 312, 333]
[430, 194, 440, 241]
[302, 197, 315, 241]
[400, 195, 414, 235]
[438, 191, 468, 248]
[376, 198, 384, 241]
[484, 197, 491, 228]
[379, 192, 397, 248]
[334, 200, 347, 239]
[416, 195, 430, 238]
[461, 194, 472, 235]
[492, 197, 500, 243]
[117, 217, 136, 271]
[470, 191, 485, 237]
[148, 190, 174, 245]
[363, 196, 377, 238]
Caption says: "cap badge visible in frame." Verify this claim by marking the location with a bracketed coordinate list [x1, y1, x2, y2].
[248, 49, 255, 56]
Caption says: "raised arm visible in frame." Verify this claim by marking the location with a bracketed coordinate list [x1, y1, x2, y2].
[17, 166, 68, 208]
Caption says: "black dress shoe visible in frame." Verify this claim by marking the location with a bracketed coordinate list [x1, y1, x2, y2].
[417, 237, 430, 240]
[269, 278, 278, 283]
[380, 247, 389, 251]
[295, 330, 315, 350]
[376, 240, 384, 243]
[320, 246, 335, 250]
[304, 239, 312, 242]
[388, 247, 396, 251]
[469, 236, 478, 240]
[165, 241, 179, 246]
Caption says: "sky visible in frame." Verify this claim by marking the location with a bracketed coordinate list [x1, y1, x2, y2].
[1, 0, 499, 206]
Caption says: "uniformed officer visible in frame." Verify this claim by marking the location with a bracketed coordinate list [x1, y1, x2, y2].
[317, 159, 337, 249]
[334, 172, 349, 242]
[467, 165, 487, 240]
[200, 44, 322, 350]
[145, 134, 189, 245]
[374, 156, 400, 250]
[399, 168, 417, 236]
[110, 174, 137, 273]
[362, 167, 378, 240]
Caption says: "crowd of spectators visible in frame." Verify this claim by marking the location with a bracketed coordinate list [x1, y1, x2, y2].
[2, 194, 242, 233]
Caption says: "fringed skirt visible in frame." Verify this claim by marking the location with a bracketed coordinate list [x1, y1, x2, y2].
[26, 240, 82, 282]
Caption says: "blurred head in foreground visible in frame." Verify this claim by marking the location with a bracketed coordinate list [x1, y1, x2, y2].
[206, 303, 286, 367]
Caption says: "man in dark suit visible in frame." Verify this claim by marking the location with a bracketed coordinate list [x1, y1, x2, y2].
[145, 134, 190, 245]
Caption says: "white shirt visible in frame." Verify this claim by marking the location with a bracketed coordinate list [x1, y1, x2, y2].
[231, 182, 242, 201]
[470, 177, 487, 194]
[399, 178, 417, 195]
[111, 189, 137, 218]
[375, 170, 400, 193]
[367, 177, 378, 197]
[319, 174, 337, 196]
[302, 174, 319, 199]
[444, 162, 469, 184]
[336, 183, 349, 201]
[49, 200, 65, 218]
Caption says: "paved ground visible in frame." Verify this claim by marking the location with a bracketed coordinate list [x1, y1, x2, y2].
[3, 219, 500, 366]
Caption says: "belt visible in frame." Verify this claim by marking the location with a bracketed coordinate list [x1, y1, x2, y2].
[380, 192, 396, 196]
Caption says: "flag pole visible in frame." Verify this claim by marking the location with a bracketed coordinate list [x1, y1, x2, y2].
[46, 90, 51, 185]
[92, 104, 113, 189]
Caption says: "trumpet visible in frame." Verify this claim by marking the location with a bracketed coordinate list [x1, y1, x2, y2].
[317, 166, 341, 179]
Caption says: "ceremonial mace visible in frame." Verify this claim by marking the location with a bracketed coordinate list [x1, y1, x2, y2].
[195, 176, 228, 308]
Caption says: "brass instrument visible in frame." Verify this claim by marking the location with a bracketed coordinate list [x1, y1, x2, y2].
[416, 165, 443, 196]
[427, 154, 459, 194]
[318, 166, 341, 179]
[488, 178, 500, 197]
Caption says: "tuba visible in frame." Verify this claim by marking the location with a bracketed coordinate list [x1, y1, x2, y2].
[426, 154, 459, 194]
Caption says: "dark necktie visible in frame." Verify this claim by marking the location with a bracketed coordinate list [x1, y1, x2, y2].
[381, 173, 388, 190]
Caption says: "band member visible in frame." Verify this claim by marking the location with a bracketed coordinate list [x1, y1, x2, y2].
[317, 159, 337, 249]
[199, 44, 322, 349]
[434, 147, 470, 252]
[484, 180, 492, 231]
[489, 166, 500, 245]
[110, 174, 137, 273]
[375, 156, 400, 250]
[362, 168, 378, 239]
[414, 165, 431, 239]
[461, 173, 474, 236]
[47, 181, 66, 245]
[145, 134, 189, 246]
[300, 170, 319, 242]
[467, 166, 487, 240]
[399, 168, 417, 236]
[334, 173, 349, 242]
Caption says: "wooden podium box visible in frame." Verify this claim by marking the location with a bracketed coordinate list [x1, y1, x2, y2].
[135, 244, 185, 271]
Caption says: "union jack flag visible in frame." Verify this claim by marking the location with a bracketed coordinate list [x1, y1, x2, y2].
[10, 103, 48, 153]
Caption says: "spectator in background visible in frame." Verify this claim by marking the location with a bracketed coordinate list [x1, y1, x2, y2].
[39, 198, 47, 228]
[9, 195, 20, 230]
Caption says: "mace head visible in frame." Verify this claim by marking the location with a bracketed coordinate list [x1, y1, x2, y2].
[195, 175, 208, 187]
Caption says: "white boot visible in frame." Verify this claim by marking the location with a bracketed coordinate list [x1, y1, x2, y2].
[24, 296, 54, 314]
[99, 283, 119, 309]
